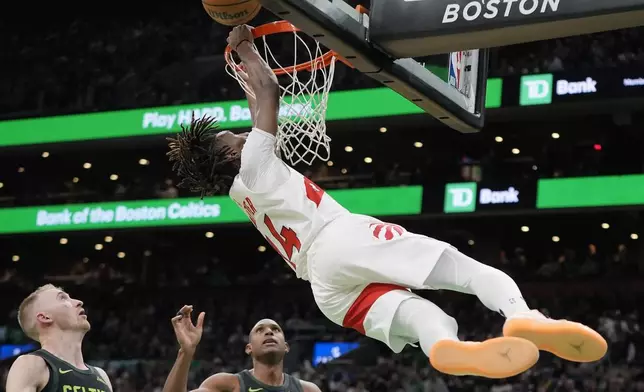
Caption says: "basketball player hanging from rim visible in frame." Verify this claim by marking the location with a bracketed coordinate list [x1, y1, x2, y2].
[167, 25, 608, 378]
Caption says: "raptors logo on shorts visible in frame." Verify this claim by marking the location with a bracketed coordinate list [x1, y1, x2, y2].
[370, 222, 405, 241]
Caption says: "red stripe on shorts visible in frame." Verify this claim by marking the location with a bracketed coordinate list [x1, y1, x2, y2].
[342, 283, 407, 335]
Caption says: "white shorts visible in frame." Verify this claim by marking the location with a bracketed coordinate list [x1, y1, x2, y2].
[307, 214, 452, 352]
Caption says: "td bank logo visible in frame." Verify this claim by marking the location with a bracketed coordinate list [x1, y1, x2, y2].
[520, 74, 553, 106]
[444, 183, 477, 213]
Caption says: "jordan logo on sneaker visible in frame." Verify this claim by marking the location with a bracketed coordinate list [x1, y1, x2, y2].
[499, 348, 512, 362]
[569, 341, 585, 353]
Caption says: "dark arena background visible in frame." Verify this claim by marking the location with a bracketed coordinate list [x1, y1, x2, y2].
[1, 0, 644, 391]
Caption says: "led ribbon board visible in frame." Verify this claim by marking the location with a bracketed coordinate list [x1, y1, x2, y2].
[537, 175, 644, 209]
[0, 83, 502, 147]
[0, 186, 423, 234]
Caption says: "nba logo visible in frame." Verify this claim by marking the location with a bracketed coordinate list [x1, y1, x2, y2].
[448, 51, 462, 90]
[449, 51, 473, 98]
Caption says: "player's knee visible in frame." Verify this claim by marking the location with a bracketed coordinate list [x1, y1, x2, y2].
[460, 254, 514, 282]
[439, 313, 458, 336]
[477, 263, 514, 282]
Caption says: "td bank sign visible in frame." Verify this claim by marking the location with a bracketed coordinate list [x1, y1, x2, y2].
[444, 183, 520, 213]
[520, 73, 598, 106]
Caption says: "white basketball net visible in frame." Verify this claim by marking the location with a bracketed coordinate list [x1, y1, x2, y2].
[226, 30, 336, 166]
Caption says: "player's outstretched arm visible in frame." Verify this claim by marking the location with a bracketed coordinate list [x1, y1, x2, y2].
[5, 355, 49, 392]
[228, 25, 279, 136]
[163, 305, 207, 392]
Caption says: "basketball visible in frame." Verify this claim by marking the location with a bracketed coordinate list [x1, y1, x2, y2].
[202, 0, 261, 26]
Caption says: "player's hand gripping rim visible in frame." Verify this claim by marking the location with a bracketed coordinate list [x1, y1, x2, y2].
[171, 305, 205, 356]
[228, 24, 279, 105]
[227, 24, 255, 52]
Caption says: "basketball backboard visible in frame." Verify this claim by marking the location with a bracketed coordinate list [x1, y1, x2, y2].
[257, 0, 644, 134]
[258, 0, 489, 134]
[368, 0, 644, 57]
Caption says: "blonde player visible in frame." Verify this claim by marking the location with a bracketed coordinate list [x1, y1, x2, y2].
[6, 285, 113, 392]
[167, 25, 608, 379]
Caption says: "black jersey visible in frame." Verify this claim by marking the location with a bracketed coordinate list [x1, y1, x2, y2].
[236, 369, 305, 392]
[29, 350, 111, 392]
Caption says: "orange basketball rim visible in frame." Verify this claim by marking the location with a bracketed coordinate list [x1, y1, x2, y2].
[224, 20, 353, 75]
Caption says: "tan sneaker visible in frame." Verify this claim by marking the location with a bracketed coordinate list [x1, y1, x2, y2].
[503, 310, 607, 362]
[429, 337, 539, 379]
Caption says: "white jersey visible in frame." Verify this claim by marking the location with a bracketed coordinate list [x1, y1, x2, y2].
[228, 129, 349, 280]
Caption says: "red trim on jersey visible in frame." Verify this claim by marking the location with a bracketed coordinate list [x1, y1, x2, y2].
[304, 177, 324, 207]
[342, 283, 408, 335]
[242, 197, 258, 226]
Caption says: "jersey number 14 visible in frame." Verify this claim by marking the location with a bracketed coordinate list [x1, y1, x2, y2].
[248, 178, 324, 268]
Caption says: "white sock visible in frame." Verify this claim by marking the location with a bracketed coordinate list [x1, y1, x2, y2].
[425, 248, 530, 318]
[390, 297, 459, 358]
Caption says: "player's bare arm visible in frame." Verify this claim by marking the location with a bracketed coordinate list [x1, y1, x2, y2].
[94, 367, 113, 391]
[300, 380, 322, 392]
[198, 373, 240, 392]
[241, 71, 258, 126]
[227, 25, 279, 136]
[163, 305, 207, 392]
[6, 355, 50, 392]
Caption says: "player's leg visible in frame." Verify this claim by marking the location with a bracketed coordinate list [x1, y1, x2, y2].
[425, 247, 608, 362]
[313, 281, 538, 379]
[310, 216, 540, 377]
[389, 296, 539, 378]
[424, 246, 531, 317]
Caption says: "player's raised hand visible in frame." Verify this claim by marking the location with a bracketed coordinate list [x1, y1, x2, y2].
[171, 305, 205, 356]
[227, 24, 254, 52]
[228, 25, 279, 134]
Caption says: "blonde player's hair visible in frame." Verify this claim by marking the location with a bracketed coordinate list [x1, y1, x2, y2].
[17, 284, 61, 342]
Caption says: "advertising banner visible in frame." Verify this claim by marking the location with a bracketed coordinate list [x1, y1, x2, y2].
[1, 68, 643, 148]
[0, 186, 423, 234]
[312, 342, 360, 366]
[517, 71, 644, 106]
[0, 83, 502, 147]
[537, 174, 644, 209]
[445, 175, 644, 213]
[443, 181, 535, 213]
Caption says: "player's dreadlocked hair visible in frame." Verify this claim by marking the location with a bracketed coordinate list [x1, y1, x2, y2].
[167, 116, 241, 197]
